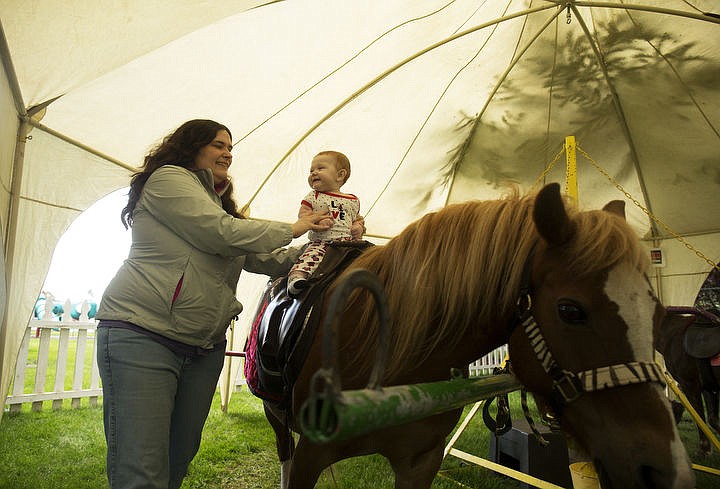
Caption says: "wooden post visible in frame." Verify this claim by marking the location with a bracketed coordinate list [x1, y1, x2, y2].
[9, 327, 31, 414]
[53, 327, 70, 410]
[32, 328, 51, 412]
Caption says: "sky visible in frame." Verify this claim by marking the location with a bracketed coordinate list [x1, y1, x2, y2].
[42, 188, 131, 304]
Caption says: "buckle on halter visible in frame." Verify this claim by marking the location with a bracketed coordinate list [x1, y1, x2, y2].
[515, 293, 532, 317]
[553, 370, 583, 403]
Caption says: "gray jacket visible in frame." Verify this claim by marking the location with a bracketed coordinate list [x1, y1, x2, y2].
[97, 165, 300, 348]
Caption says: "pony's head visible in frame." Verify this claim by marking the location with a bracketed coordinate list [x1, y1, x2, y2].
[508, 183, 693, 489]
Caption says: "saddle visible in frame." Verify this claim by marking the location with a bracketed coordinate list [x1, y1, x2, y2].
[683, 316, 720, 359]
[243, 240, 373, 409]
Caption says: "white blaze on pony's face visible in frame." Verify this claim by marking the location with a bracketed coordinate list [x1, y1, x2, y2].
[603, 264, 656, 363]
[604, 263, 695, 488]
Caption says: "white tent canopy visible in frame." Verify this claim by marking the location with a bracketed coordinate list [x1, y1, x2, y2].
[1, 0, 719, 411]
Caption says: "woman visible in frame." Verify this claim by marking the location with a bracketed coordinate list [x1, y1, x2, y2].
[95, 119, 330, 489]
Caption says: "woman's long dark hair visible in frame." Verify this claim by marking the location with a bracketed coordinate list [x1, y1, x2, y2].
[121, 119, 242, 228]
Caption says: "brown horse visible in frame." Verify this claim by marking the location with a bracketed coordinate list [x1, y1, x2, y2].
[657, 307, 720, 455]
[260, 183, 694, 489]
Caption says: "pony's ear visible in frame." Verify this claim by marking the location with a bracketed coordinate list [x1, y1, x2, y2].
[602, 200, 626, 220]
[533, 183, 575, 246]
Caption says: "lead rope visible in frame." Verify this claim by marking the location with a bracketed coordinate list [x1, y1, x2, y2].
[520, 388, 550, 447]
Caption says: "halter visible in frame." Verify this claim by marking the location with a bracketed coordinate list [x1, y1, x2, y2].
[514, 250, 666, 409]
[518, 304, 665, 407]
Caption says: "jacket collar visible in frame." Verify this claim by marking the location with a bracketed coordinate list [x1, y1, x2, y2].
[193, 168, 230, 196]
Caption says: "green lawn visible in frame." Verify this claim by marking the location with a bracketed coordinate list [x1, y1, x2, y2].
[4, 333, 720, 487]
[2, 388, 720, 488]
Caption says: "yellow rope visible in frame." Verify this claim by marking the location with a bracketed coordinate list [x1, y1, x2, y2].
[435, 470, 476, 489]
[529, 146, 565, 192]
[568, 144, 719, 274]
[664, 372, 720, 454]
[446, 448, 568, 489]
[692, 464, 720, 477]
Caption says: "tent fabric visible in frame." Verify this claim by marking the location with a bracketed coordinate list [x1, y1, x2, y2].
[0, 1, 719, 414]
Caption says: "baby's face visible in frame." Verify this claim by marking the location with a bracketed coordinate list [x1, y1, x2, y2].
[308, 154, 344, 193]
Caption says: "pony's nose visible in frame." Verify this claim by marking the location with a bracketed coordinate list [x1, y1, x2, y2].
[639, 462, 694, 489]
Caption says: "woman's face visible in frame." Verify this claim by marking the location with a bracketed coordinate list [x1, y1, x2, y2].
[194, 129, 232, 184]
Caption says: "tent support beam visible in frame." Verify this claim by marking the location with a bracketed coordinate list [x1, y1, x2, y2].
[0, 119, 29, 395]
[26, 120, 136, 173]
[240, 2, 559, 212]
[444, 6, 563, 206]
[0, 20, 25, 116]
[241, 1, 719, 213]
[565, 1, 720, 24]
[569, 4, 659, 238]
[4, 120, 28, 290]
[642, 229, 720, 241]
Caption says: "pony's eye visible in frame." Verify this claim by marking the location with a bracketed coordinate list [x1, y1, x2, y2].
[557, 301, 587, 325]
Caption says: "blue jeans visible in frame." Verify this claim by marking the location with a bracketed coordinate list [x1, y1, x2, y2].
[97, 326, 225, 489]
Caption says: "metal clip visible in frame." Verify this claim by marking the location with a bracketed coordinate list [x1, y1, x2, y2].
[553, 370, 582, 403]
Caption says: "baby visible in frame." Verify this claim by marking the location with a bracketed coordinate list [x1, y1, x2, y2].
[287, 150, 364, 295]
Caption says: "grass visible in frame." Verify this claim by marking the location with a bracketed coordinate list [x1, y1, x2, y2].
[5, 334, 720, 487]
[2, 388, 720, 488]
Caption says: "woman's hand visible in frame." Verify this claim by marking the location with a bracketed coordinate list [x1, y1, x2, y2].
[291, 211, 332, 238]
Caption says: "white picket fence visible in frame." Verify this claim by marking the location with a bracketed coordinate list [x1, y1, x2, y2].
[5, 298, 101, 413]
[469, 344, 509, 376]
[5, 298, 509, 412]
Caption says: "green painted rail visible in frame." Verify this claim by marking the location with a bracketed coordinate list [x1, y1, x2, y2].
[300, 373, 521, 443]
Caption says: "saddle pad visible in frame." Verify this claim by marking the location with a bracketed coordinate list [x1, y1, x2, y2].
[684, 318, 720, 359]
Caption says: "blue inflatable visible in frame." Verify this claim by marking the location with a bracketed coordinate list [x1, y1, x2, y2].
[34, 298, 97, 320]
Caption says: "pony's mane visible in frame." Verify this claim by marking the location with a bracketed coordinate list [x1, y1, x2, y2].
[562, 205, 649, 277]
[338, 189, 648, 379]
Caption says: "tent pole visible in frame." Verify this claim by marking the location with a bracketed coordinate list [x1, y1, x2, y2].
[0, 118, 28, 404]
[3, 119, 29, 292]
[240, 3, 559, 213]
[568, 4, 659, 238]
[27, 120, 135, 172]
[0, 20, 25, 116]
[568, 1, 720, 24]
[442, 7, 562, 209]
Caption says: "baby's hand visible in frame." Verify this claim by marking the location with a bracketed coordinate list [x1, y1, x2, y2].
[319, 217, 334, 228]
[350, 216, 366, 240]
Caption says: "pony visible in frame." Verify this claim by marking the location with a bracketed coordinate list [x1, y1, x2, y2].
[259, 183, 694, 489]
[657, 307, 720, 455]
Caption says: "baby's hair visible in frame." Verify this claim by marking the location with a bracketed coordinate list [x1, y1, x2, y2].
[317, 150, 350, 184]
